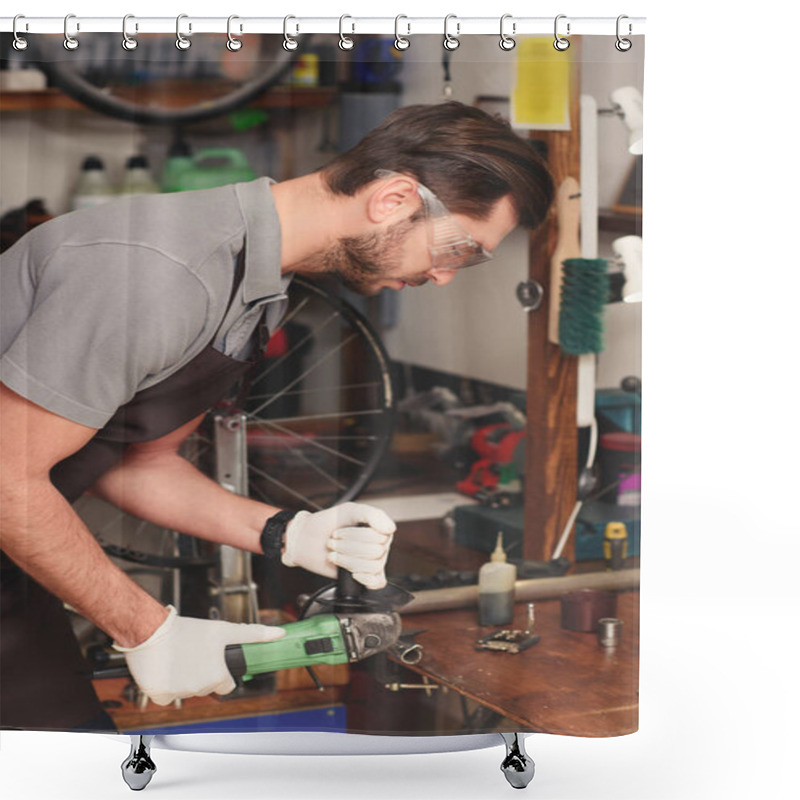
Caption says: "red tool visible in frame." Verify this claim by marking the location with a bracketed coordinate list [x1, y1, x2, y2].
[457, 423, 525, 502]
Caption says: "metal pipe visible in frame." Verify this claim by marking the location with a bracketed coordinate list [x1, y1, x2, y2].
[402, 568, 639, 615]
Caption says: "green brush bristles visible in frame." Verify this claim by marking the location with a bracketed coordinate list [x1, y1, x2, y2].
[558, 258, 610, 355]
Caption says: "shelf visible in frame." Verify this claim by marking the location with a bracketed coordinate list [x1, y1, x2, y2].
[598, 208, 642, 236]
[0, 82, 337, 113]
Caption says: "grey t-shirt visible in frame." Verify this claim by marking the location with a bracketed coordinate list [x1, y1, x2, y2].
[0, 178, 291, 429]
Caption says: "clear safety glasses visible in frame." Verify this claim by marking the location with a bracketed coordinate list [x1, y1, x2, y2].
[376, 170, 493, 272]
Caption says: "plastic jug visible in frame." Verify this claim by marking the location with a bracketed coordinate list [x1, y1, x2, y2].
[162, 147, 257, 192]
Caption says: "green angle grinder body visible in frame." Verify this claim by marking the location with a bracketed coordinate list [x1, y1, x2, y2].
[224, 571, 414, 681]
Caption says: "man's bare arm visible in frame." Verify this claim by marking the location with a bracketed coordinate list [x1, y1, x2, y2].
[0, 383, 169, 647]
[89, 414, 282, 554]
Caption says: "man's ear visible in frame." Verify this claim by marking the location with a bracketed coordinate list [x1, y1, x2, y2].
[364, 175, 419, 224]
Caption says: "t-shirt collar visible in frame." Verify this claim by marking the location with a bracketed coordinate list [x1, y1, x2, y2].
[234, 177, 284, 304]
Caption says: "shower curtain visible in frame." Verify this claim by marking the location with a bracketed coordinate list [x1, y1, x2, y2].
[0, 21, 643, 745]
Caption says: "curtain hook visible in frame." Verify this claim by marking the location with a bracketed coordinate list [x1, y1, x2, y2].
[394, 15, 410, 51]
[339, 15, 355, 51]
[227, 15, 243, 51]
[122, 14, 138, 51]
[63, 13, 79, 51]
[616, 15, 633, 51]
[282, 16, 298, 51]
[499, 14, 516, 51]
[553, 14, 570, 51]
[443, 14, 460, 51]
[12, 15, 29, 51]
[176, 14, 191, 50]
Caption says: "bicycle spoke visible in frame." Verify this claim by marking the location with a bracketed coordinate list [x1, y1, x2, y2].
[251, 417, 367, 467]
[247, 332, 360, 418]
[248, 463, 324, 511]
[246, 381, 382, 403]
[249, 444, 348, 492]
[247, 408, 385, 426]
[253, 306, 337, 383]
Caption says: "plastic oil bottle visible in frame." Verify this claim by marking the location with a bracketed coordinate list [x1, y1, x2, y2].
[121, 155, 160, 197]
[478, 533, 517, 626]
[70, 155, 115, 211]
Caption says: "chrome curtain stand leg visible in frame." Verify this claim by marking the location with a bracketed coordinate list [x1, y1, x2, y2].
[121, 735, 157, 791]
[499, 732, 535, 789]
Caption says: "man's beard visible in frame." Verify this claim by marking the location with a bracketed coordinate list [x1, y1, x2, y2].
[296, 218, 419, 296]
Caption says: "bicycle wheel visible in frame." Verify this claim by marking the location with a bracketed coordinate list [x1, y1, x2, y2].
[26, 32, 309, 126]
[76, 277, 396, 573]
[240, 276, 396, 512]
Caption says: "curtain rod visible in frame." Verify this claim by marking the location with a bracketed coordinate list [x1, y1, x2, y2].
[1, 16, 646, 37]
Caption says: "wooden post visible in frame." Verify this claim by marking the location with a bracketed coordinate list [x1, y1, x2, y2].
[523, 47, 582, 564]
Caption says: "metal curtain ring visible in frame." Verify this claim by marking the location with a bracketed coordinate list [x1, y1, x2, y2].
[394, 15, 410, 51]
[616, 15, 633, 51]
[339, 15, 355, 50]
[63, 14, 79, 51]
[122, 14, 138, 51]
[176, 14, 191, 50]
[283, 16, 299, 51]
[554, 14, 570, 51]
[443, 14, 460, 51]
[227, 15, 243, 51]
[499, 14, 516, 51]
[12, 15, 28, 51]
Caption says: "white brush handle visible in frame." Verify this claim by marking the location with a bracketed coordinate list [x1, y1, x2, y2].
[548, 176, 582, 345]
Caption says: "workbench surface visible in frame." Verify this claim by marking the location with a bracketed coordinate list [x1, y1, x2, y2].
[401, 590, 639, 737]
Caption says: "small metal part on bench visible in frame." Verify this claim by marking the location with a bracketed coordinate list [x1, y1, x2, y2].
[121, 735, 156, 791]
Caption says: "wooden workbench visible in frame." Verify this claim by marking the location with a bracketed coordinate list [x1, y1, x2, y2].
[399, 591, 639, 737]
[94, 661, 349, 732]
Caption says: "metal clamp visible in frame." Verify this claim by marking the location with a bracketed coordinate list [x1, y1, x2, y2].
[499, 14, 516, 51]
[339, 14, 355, 51]
[394, 15, 410, 51]
[175, 13, 191, 51]
[283, 15, 299, 51]
[121, 14, 138, 51]
[443, 14, 460, 50]
[63, 13, 79, 51]
[226, 15, 243, 51]
[616, 15, 633, 51]
[554, 14, 570, 51]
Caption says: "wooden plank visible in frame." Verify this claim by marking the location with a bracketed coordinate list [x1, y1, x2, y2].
[524, 44, 582, 563]
[0, 85, 336, 113]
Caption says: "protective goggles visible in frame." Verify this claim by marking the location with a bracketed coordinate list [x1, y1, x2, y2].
[375, 170, 493, 272]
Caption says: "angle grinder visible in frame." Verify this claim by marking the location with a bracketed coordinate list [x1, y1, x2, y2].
[224, 568, 417, 683]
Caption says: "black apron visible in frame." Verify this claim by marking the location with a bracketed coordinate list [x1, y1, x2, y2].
[0, 253, 267, 731]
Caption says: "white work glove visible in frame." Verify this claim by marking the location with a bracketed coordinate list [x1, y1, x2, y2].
[282, 502, 396, 590]
[113, 606, 286, 706]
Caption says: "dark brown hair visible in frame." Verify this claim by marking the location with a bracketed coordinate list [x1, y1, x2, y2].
[321, 101, 554, 230]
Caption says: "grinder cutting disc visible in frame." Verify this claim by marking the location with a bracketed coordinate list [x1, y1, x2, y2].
[300, 568, 414, 618]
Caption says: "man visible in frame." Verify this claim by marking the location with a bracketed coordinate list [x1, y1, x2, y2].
[0, 101, 554, 730]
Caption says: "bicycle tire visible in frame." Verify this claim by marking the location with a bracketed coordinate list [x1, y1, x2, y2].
[27, 33, 310, 126]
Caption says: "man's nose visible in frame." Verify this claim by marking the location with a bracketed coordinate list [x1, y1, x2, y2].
[428, 269, 458, 287]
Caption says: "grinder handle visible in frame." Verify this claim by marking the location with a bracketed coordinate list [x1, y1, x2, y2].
[337, 566, 364, 603]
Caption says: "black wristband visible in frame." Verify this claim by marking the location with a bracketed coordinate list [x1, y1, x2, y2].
[259, 510, 296, 560]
